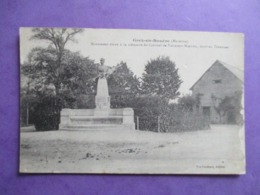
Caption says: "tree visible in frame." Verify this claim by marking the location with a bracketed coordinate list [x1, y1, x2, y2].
[137, 57, 182, 132]
[58, 50, 97, 107]
[107, 61, 140, 108]
[30, 28, 84, 96]
[21, 47, 97, 130]
[21, 48, 97, 107]
[141, 56, 182, 101]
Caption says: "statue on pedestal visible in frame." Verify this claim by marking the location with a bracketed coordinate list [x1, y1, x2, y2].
[60, 58, 135, 130]
[95, 58, 116, 110]
[97, 58, 116, 78]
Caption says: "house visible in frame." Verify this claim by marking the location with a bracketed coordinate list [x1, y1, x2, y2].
[190, 60, 244, 124]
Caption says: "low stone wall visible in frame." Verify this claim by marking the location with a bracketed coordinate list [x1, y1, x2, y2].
[60, 108, 135, 130]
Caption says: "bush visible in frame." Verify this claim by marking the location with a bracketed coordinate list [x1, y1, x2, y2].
[132, 96, 161, 132]
[160, 105, 210, 132]
[132, 96, 210, 132]
[32, 96, 62, 131]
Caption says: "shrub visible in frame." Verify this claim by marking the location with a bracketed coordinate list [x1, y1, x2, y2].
[160, 105, 210, 132]
[132, 96, 210, 132]
[32, 96, 62, 131]
[132, 96, 161, 132]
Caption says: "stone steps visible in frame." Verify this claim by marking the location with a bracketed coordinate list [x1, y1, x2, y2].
[70, 116, 123, 119]
[70, 116, 123, 125]
[61, 124, 133, 131]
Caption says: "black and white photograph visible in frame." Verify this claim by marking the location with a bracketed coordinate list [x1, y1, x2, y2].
[20, 28, 245, 174]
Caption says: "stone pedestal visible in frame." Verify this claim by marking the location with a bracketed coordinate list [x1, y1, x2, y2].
[95, 78, 110, 109]
[60, 77, 135, 130]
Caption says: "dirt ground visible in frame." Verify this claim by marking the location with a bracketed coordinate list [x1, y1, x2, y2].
[20, 125, 245, 174]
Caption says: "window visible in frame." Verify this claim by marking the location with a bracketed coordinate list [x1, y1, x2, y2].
[213, 79, 222, 84]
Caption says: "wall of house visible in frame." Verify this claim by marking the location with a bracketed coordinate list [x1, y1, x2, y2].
[191, 63, 243, 124]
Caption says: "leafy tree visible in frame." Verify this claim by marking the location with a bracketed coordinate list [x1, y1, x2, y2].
[138, 56, 182, 131]
[21, 48, 97, 107]
[21, 37, 97, 129]
[59, 50, 97, 107]
[141, 56, 182, 102]
[29, 28, 84, 96]
[107, 61, 140, 108]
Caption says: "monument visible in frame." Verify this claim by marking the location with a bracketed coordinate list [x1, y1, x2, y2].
[59, 58, 135, 130]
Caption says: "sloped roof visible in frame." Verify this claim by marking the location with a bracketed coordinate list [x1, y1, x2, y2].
[218, 60, 244, 81]
[190, 60, 244, 90]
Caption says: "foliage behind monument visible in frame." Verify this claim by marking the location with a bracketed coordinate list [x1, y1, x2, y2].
[20, 28, 98, 129]
[142, 56, 182, 101]
[107, 61, 140, 108]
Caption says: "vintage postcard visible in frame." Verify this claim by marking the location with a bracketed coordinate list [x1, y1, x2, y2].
[20, 28, 245, 174]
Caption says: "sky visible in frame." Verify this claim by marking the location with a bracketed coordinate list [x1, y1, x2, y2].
[20, 28, 244, 94]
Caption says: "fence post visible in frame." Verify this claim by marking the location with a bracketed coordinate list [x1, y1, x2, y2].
[158, 116, 160, 133]
[136, 116, 139, 130]
[26, 105, 29, 125]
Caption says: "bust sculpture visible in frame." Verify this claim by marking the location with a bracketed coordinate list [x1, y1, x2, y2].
[97, 58, 116, 78]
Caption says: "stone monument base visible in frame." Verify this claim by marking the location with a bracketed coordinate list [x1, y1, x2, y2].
[59, 108, 135, 130]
